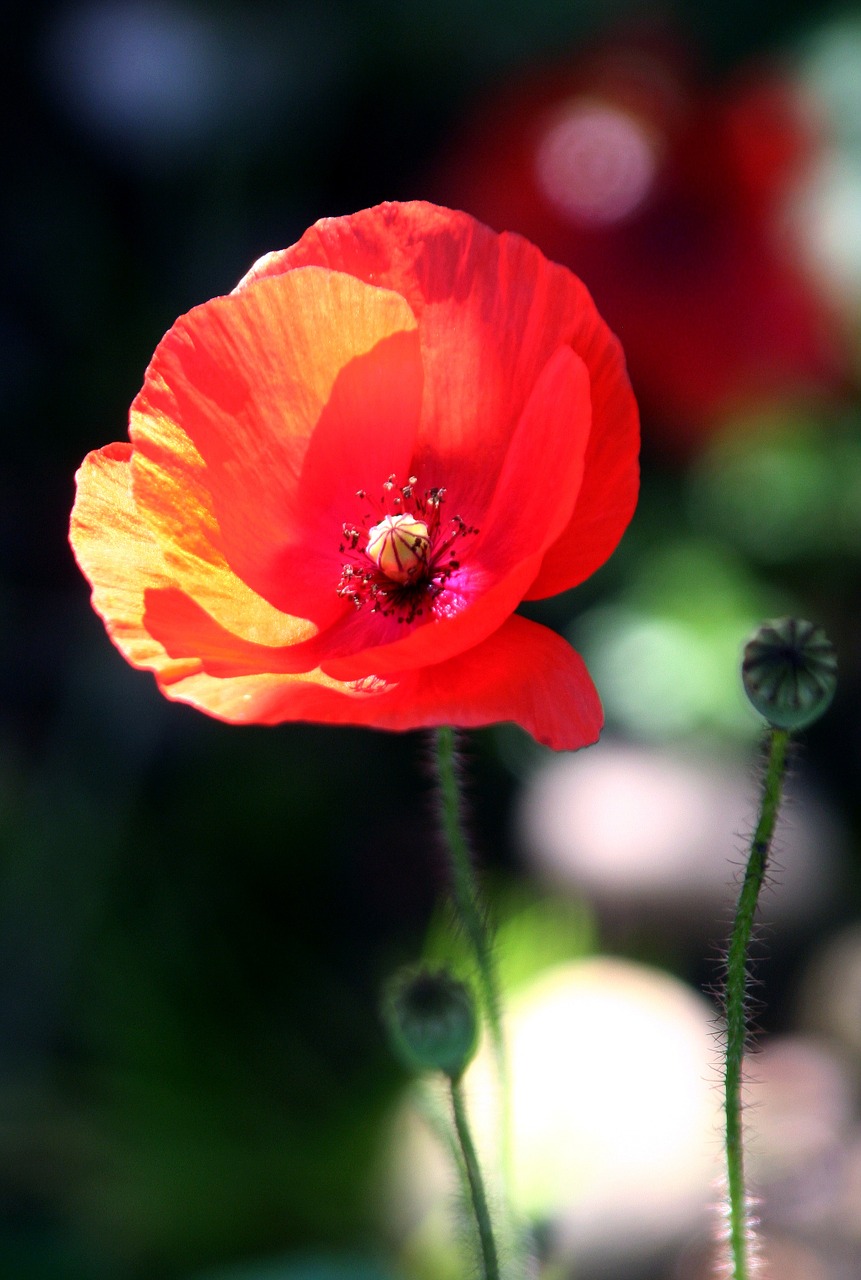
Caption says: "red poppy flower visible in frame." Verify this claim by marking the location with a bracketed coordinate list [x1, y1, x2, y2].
[433, 39, 848, 454]
[69, 201, 638, 749]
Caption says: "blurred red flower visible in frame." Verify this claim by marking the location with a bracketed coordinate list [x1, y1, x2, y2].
[434, 38, 848, 454]
[70, 202, 638, 749]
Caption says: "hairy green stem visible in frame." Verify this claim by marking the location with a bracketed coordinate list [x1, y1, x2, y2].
[724, 727, 790, 1280]
[433, 729, 509, 1155]
[450, 1076, 500, 1280]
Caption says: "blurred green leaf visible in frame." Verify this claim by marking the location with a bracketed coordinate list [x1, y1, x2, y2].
[572, 540, 788, 740]
[423, 881, 596, 995]
[690, 409, 861, 564]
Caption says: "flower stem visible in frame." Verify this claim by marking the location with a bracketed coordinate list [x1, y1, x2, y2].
[433, 729, 508, 1142]
[450, 1075, 500, 1280]
[723, 727, 790, 1280]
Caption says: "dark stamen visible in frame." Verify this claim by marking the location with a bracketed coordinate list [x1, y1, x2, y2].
[336, 474, 479, 623]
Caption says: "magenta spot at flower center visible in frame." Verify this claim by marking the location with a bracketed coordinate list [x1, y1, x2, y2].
[337, 474, 478, 623]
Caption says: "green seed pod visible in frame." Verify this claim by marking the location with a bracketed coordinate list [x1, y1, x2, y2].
[382, 967, 479, 1080]
[742, 618, 837, 731]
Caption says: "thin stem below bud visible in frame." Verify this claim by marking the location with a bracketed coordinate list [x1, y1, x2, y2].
[724, 727, 790, 1280]
[450, 1076, 500, 1280]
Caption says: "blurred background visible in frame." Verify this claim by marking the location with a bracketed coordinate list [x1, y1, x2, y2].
[5, 1, 861, 1277]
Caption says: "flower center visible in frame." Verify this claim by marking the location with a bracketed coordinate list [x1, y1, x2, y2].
[337, 474, 478, 623]
[366, 513, 431, 584]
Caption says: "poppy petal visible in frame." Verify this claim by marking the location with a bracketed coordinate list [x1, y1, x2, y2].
[239, 201, 639, 579]
[70, 443, 189, 677]
[526, 323, 639, 599]
[473, 344, 590, 578]
[156, 616, 603, 752]
[325, 342, 591, 677]
[130, 267, 423, 622]
[247, 343, 590, 680]
[72, 451, 600, 747]
[70, 445, 309, 676]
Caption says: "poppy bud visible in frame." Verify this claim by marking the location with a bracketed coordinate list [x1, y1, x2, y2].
[366, 514, 431, 584]
[742, 617, 837, 731]
[382, 967, 479, 1079]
